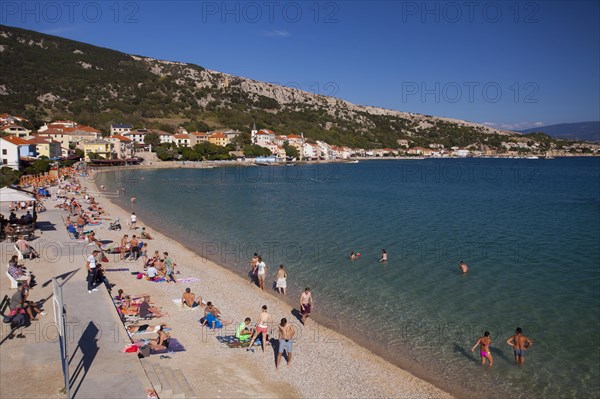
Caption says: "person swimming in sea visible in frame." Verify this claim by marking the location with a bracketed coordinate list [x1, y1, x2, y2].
[350, 251, 357, 260]
[379, 249, 388, 262]
[471, 331, 493, 367]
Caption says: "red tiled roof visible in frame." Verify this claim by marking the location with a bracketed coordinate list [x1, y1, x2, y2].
[2, 136, 30, 145]
[37, 128, 65, 135]
[173, 134, 190, 139]
[210, 132, 226, 139]
[109, 134, 132, 142]
[27, 137, 50, 144]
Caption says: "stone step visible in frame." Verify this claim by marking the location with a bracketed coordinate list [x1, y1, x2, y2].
[163, 366, 185, 399]
[153, 363, 174, 398]
[142, 360, 161, 394]
[173, 369, 196, 399]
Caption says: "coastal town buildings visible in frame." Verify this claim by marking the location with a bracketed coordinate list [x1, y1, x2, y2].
[36, 122, 102, 148]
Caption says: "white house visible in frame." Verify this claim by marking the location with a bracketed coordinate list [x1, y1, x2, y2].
[254, 129, 275, 146]
[1, 124, 31, 138]
[302, 143, 319, 159]
[110, 123, 133, 135]
[316, 141, 332, 159]
[173, 134, 192, 147]
[0, 136, 28, 169]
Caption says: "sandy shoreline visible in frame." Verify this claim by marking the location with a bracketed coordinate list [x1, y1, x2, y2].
[81, 173, 454, 398]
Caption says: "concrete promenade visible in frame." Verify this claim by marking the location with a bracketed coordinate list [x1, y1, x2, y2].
[0, 198, 150, 398]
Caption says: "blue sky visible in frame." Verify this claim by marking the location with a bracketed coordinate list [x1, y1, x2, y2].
[2, 0, 599, 130]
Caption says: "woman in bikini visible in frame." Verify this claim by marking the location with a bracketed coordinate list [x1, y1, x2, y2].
[149, 326, 170, 351]
[471, 331, 493, 367]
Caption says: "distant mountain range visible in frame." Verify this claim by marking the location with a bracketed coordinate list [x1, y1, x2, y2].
[518, 121, 600, 142]
[0, 24, 585, 149]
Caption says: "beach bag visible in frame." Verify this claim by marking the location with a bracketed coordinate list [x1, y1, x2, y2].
[3, 308, 24, 323]
[136, 273, 144, 279]
[137, 344, 151, 358]
[11, 312, 26, 327]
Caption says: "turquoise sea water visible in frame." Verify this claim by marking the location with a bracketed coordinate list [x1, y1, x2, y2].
[96, 158, 600, 398]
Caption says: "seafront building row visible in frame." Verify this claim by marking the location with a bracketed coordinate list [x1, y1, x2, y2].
[2, 113, 600, 171]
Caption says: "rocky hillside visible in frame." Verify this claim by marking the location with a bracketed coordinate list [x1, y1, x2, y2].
[1, 24, 518, 149]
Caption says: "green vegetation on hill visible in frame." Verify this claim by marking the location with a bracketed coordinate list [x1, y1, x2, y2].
[0, 24, 578, 150]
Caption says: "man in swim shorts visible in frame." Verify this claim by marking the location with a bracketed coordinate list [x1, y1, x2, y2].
[182, 287, 202, 308]
[276, 318, 295, 370]
[300, 287, 313, 325]
[506, 327, 533, 365]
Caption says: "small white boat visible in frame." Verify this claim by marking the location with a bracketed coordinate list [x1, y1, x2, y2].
[526, 156, 540, 159]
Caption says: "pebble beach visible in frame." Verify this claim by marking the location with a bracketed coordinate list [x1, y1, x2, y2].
[82, 169, 453, 399]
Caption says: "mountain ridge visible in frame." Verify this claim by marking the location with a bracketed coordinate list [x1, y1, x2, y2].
[0, 24, 562, 150]
[517, 121, 600, 142]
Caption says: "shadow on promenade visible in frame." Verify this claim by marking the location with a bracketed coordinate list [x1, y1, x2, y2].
[69, 321, 100, 398]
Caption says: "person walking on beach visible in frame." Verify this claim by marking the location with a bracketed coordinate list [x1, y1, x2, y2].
[130, 212, 137, 230]
[471, 331, 493, 367]
[164, 252, 177, 283]
[459, 260, 469, 273]
[86, 249, 100, 293]
[250, 253, 259, 284]
[248, 305, 273, 352]
[506, 327, 533, 365]
[379, 249, 388, 262]
[300, 287, 313, 325]
[276, 318, 295, 370]
[256, 256, 266, 290]
[276, 264, 287, 295]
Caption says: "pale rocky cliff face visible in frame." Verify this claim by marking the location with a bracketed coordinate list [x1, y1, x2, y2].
[135, 55, 513, 137]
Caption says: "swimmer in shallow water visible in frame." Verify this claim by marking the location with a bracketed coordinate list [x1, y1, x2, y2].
[471, 331, 493, 367]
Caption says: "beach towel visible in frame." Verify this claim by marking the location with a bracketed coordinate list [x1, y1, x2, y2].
[150, 277, 166, 283]
[150, 338, 185, 355]
[172, 298, 205, 310]
[105, 268, 130, 272]
[176, 277, 200, 284]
